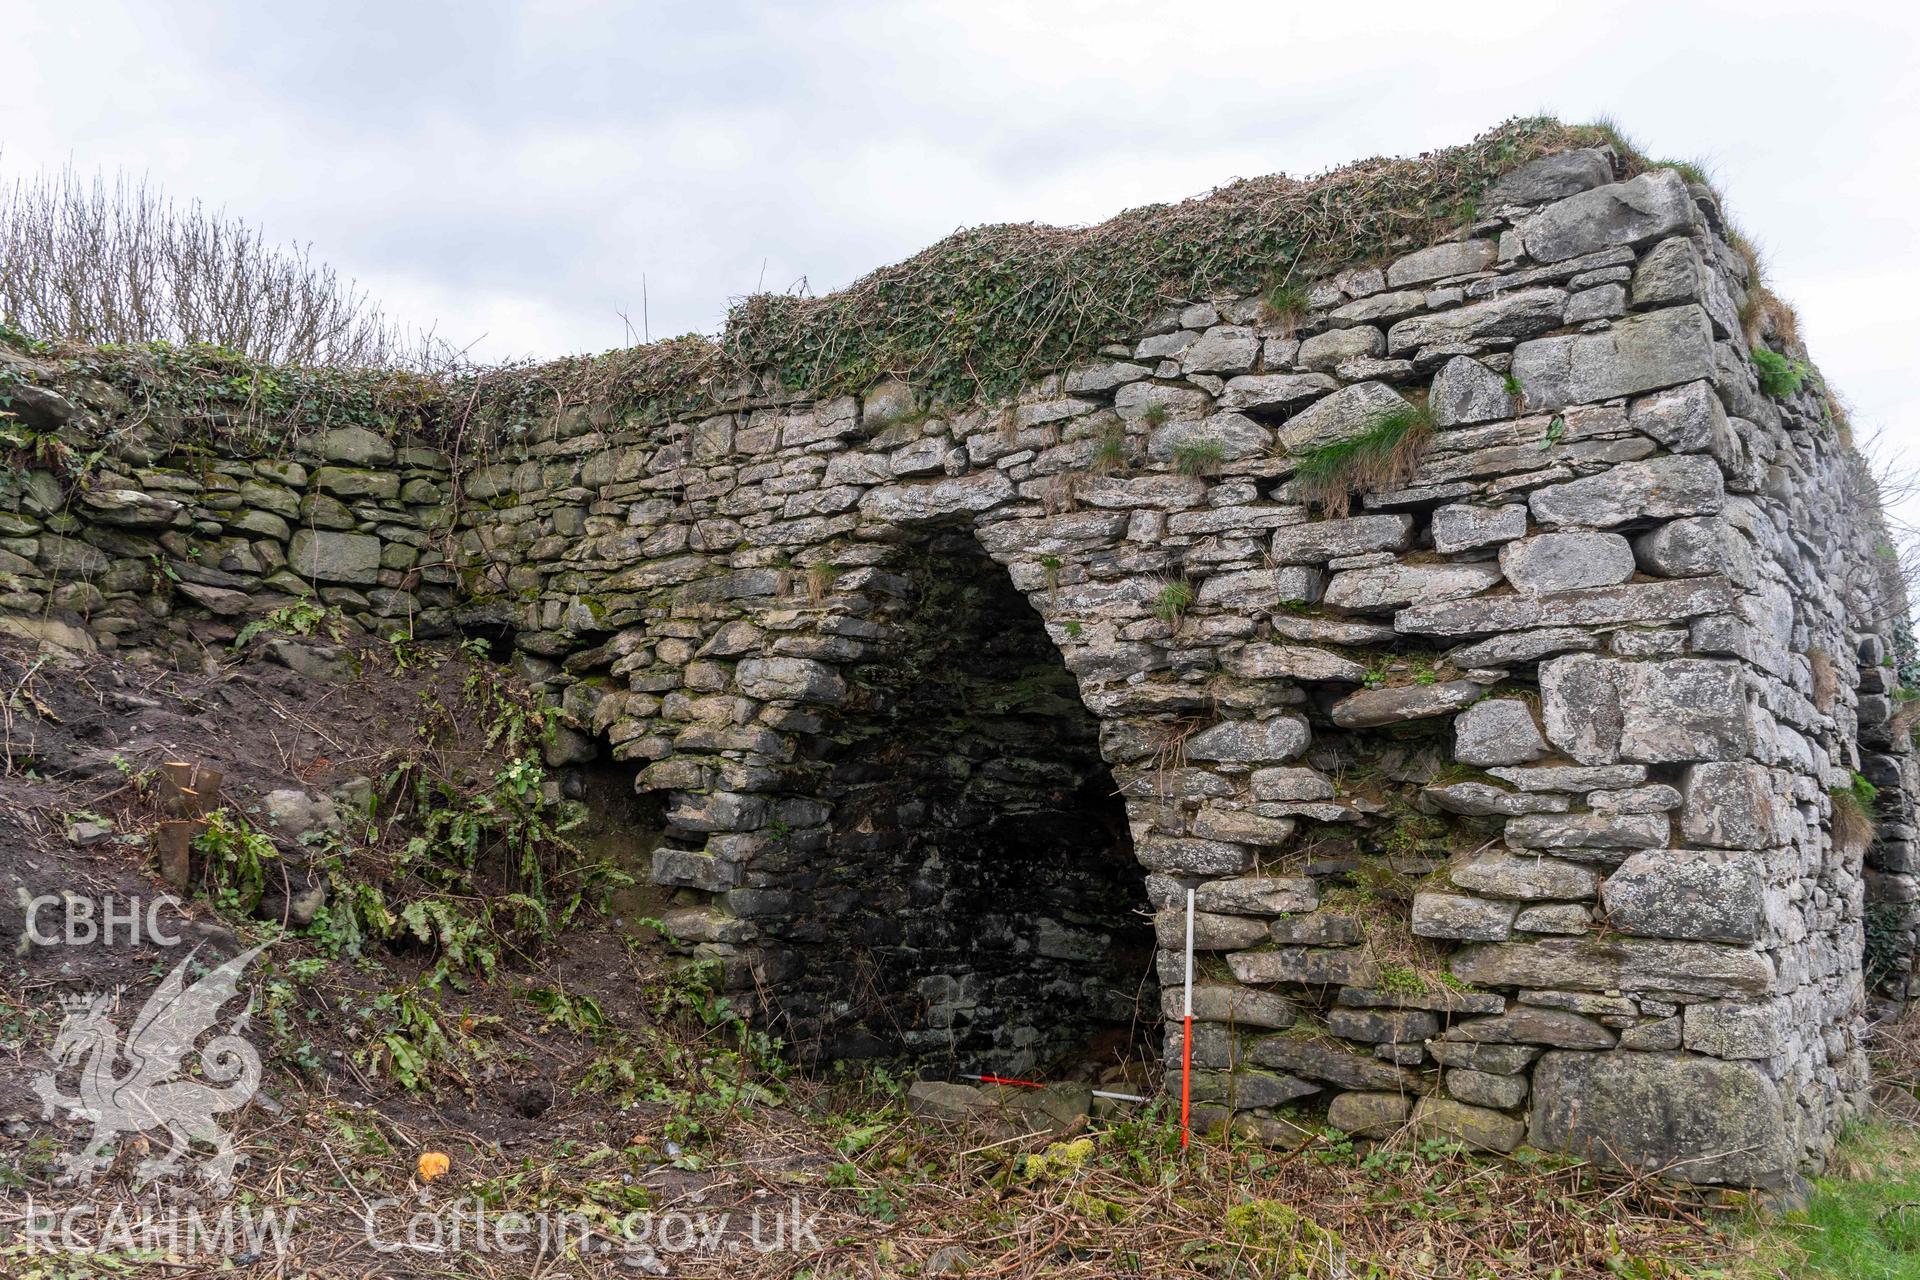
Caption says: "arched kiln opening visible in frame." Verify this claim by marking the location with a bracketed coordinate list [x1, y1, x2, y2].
[808, 529, 1157, 1073]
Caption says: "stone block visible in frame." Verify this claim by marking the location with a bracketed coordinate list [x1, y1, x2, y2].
[1385, 289, 1566, 356]
[1326, 1090, 1412, 1137]
[1247, 1034, 1424, 1091]
[1275, 381, 1411, 453]
[1387, 239, 1497, 287]
[1450, 851, 1597, 901]
[1325, 563, 1503, 611]
[1230, 947, 1379, 988]
[1185, 714, 1310, 763]
[1486, 148, 1615, 206]
[1330, 680, 1484, 728]
[1529, 1051, 1791, 1186]
[1270, 513, 1415, 563]
[1298, 325, 1385, 371]
[1528, 452, 1724, 529]
[1520, 170, 1695, 263]
[1447, 1069, 1529, 1110]
[1195, 875, 1318, 915]
[1453, 698, 1548, 766]
[1539, 655, 1748, 765]
[1164, 982, 1298, 1029]
[1412, 1097, 1526, 1152]
[1450, 936, 1774, 1000]
[288, 529, 381, 585]
[1499, 531, 1635, 594]
[1412, 892, 1516, 941]
[1680, 761, 1778, 849]
[1445, 1006, 1615, 1049]
[1601, 848, 1766, 943]
[1683, 1000, 1787, 1060]
[1431, 502, 1527, 553]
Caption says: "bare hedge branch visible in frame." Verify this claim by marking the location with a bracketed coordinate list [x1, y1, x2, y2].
[0, 160, 434, 368]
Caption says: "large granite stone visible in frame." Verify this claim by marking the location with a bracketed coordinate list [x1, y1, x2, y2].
[1499, 531, 1635, 594]
[1445, 1006, 1615, 1049]
[1248, 1034, 1425, 1091]
[1330, 680, 1484, 728]
[1453, 699, 1549, 766]
[289, 529, 381, 585]
[1219, 373, 1339, 412]
[1601, 848, 1766, 943]
[1423, 782, 1565, 817]
[1270, 513, 1415, 563]
[1185, 714, 1311, 763]
[1326, 1091, 1412, 1137]
[1513, 305, 1716, 411]
[1529, 1051, 1792, 1186]
[860, 471, 1014, 521]
[1520, 170, 1695, 263]
[1539, 655, 1748, 765]
[1679, 761, 1777, 850]
[1412, 1097, 1526, 1152]
[1223, 643, 1366, 683]
[1486, 148, 1614, 206]
[1528, 452, 1724, 530]
[1325, 563, 1503, 612]
[735, 656, 846, 703]
[1397, 576, 1738, 638]
[1431, 502, 1527, 553]
[1195, 875, 1319, 916]
[1385, 289, 1566, 356]
[1230, 947, 1379, 988]
[1450, 936, 1774, 1000]
[1450, 851, 1597, 901]
[1386, 239, 1496, 287]
[1429, 356, 1514, 427]
[1412, 892, 1516, 941]
[1164, 983, 1299, 1029]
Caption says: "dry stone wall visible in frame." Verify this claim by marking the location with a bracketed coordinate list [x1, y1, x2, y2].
[4, 142, 1914, 1190]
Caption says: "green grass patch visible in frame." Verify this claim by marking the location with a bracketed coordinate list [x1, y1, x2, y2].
[1151, 578, 1195, 623]
[1172, 438, 1227, 476]
[1289, 404, 1433, 517]
[1753, 345, 1809, 398]
[1260, 280, 1311, 332]
[1733, 1122, 1920, 1278]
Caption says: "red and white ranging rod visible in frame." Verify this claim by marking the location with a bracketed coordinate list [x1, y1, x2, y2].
[1180, 886, 1194, 1148]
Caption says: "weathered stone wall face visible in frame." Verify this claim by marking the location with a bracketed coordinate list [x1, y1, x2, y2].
[0, 420, 457, 656]
[5, 143, 1914, 1188]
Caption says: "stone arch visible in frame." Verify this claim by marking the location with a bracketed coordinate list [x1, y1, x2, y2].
[635, 475, 1180, 1073]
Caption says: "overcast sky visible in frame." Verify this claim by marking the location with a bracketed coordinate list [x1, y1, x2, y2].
[2, 0, 1915, 482]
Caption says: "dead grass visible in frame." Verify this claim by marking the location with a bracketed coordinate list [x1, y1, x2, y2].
[1833, 785, 1878, 857]
[0, 1056, 1752, 1279]
[1810, 647, 1839, 714]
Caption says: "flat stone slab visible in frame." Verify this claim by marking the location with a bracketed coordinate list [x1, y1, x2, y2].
[1331, 681, 1484, 729]
[1450, 936, 1774, 1000]
[1396, 576, 1738, 638]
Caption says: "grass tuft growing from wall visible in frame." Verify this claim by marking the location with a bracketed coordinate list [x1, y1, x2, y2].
[1288, 405, 1434, 518]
